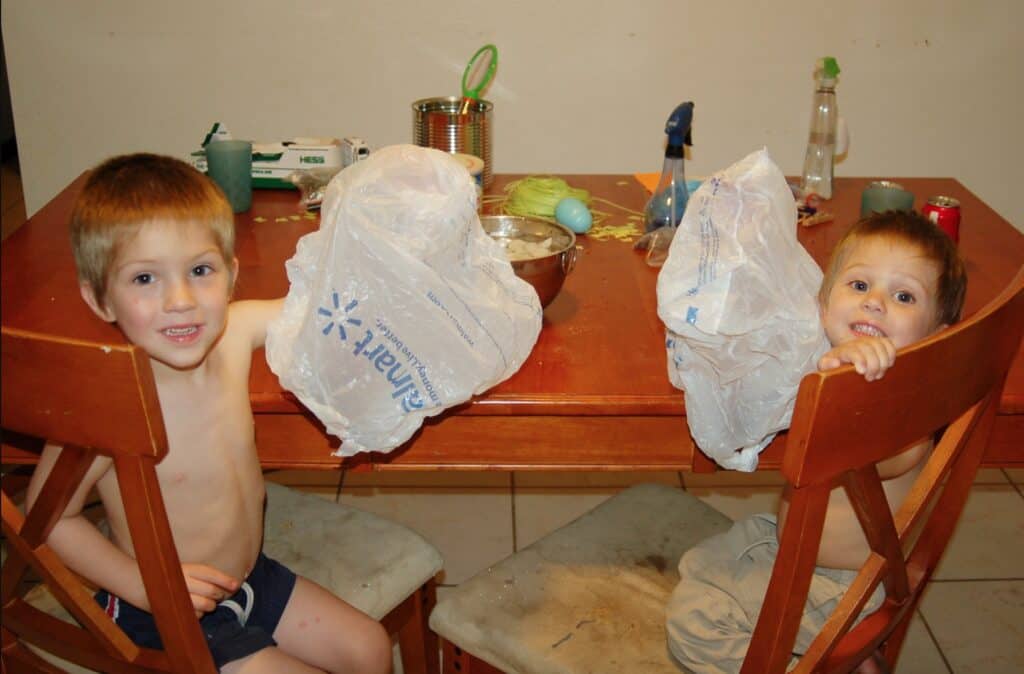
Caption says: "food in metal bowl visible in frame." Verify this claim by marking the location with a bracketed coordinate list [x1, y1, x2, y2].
[498, 236, 557, 261]
[480, 215, 579, 308]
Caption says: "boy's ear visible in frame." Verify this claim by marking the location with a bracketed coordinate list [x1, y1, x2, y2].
[79, 282, 115, 322]
[229, 256, 240, 292]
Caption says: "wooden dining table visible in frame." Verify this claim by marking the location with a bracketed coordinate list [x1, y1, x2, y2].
[2, 173, 1022, 472]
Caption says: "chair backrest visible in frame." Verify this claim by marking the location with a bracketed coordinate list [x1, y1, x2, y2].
[1, 327, 216, 673]
[741, 267, 1024, 674]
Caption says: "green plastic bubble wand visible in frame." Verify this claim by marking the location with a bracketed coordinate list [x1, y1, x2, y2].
[459, 44, 498, 115]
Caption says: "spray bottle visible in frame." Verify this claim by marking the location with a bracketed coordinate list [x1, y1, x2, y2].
[637, 102, 694, 267]
[644, 101, 694, 232]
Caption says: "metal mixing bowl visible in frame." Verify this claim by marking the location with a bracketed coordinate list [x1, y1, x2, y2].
[480, 215, 579, 308]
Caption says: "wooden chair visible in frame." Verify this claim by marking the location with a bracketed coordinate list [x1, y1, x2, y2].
[1, 327, 443, 673]
[429, 268, 1024, 674]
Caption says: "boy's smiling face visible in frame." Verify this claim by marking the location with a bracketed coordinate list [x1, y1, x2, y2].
[822, 235, 946, 350]
[81, 219, 237, 372]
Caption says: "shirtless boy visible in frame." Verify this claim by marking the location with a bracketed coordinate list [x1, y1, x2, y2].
[665, 209, 967, 674]
[26, 154, 392, 673]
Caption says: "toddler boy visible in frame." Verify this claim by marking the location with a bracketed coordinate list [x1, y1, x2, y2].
[665, 209, 967, 674]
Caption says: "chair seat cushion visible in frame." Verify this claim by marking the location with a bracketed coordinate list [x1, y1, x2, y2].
[263, 481, 443, 620]
[429, 483, 732, 674]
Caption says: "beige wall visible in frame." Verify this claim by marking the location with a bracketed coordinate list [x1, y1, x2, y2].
[3, 1, 1022, 230]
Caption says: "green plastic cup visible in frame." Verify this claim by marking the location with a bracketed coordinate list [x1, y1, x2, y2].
[205, 140, 253, 213]
[860, 181, 915, 218]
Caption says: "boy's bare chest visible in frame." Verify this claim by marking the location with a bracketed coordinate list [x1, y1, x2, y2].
[155, 365, 258, 490]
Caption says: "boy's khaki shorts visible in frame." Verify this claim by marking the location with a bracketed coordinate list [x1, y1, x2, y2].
[665, 514, 884, 674]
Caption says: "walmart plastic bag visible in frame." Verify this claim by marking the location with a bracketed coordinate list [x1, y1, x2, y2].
[656, 149, 830, 471]
[266, 145, 543, 455]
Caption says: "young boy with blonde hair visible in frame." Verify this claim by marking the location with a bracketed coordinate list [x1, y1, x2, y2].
[666, 209, 967, 674]
[26, 153, 393, 673]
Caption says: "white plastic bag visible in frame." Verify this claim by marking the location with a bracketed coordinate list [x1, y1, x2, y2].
[656, 149, 830, 471]
[266, 145, 542, 455]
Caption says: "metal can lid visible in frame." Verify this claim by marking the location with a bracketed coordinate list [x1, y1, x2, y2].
[868, 180, 905, 191]
[926, 195, 960, 208]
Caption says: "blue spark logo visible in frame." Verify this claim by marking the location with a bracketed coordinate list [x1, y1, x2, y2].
[318, 292, 362, 341]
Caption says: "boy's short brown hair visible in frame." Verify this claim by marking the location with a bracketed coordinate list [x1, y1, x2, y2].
[819, 209, 967, 327]
[70, 153, 235, 303]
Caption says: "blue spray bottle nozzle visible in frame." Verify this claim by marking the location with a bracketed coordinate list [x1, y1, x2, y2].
[665, 101, 695, 151]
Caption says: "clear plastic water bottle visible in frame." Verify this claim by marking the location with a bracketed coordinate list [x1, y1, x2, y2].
[800, 57, 840, 200]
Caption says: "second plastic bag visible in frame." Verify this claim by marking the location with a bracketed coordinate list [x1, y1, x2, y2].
[266, 145, 543, 455]
[656, 149, 830, 471]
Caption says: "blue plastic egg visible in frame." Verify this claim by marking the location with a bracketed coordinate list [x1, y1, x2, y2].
[555, 197, 592, 234]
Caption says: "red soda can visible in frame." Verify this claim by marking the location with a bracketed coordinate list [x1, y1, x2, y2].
[922, 196, 961, 243]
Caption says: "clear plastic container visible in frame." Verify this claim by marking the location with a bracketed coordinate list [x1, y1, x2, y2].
[800, 58, 840, 200]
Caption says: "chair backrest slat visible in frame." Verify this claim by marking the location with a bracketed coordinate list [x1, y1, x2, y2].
[842, 467, 909, 600]
[1, 328, 165, 459]
[17, 445, 95, 548]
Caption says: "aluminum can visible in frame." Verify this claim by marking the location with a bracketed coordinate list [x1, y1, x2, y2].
[922, 195, 961, 243]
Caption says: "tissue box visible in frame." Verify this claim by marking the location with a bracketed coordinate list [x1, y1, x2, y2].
[190, 123, 343, 189]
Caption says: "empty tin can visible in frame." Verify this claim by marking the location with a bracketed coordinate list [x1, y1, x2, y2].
[412, 96, 493, 187]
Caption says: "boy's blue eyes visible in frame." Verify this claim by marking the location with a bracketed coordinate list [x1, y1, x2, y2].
[129, 264, 215, 284]
[130, 265, 215, 285]
[847, 280, 915, 303]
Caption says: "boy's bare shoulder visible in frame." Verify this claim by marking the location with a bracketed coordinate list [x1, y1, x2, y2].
[225, 298, 284, 351]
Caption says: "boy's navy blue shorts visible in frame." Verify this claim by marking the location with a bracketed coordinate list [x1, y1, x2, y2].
[95, 552, 297, 668]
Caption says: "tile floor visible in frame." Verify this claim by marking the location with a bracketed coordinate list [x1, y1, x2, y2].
[4, 158, 1022, 672]
[265, 467, 1024, 674]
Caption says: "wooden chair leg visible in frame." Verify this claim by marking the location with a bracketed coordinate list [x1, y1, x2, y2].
[395, 579, 440, 674]
[441, 639, 505, 674]
[878, 612, 913, 673]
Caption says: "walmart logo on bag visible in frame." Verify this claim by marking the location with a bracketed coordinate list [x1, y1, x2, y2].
[317, 291, 428, 413]
[318, 292, 363, 340]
